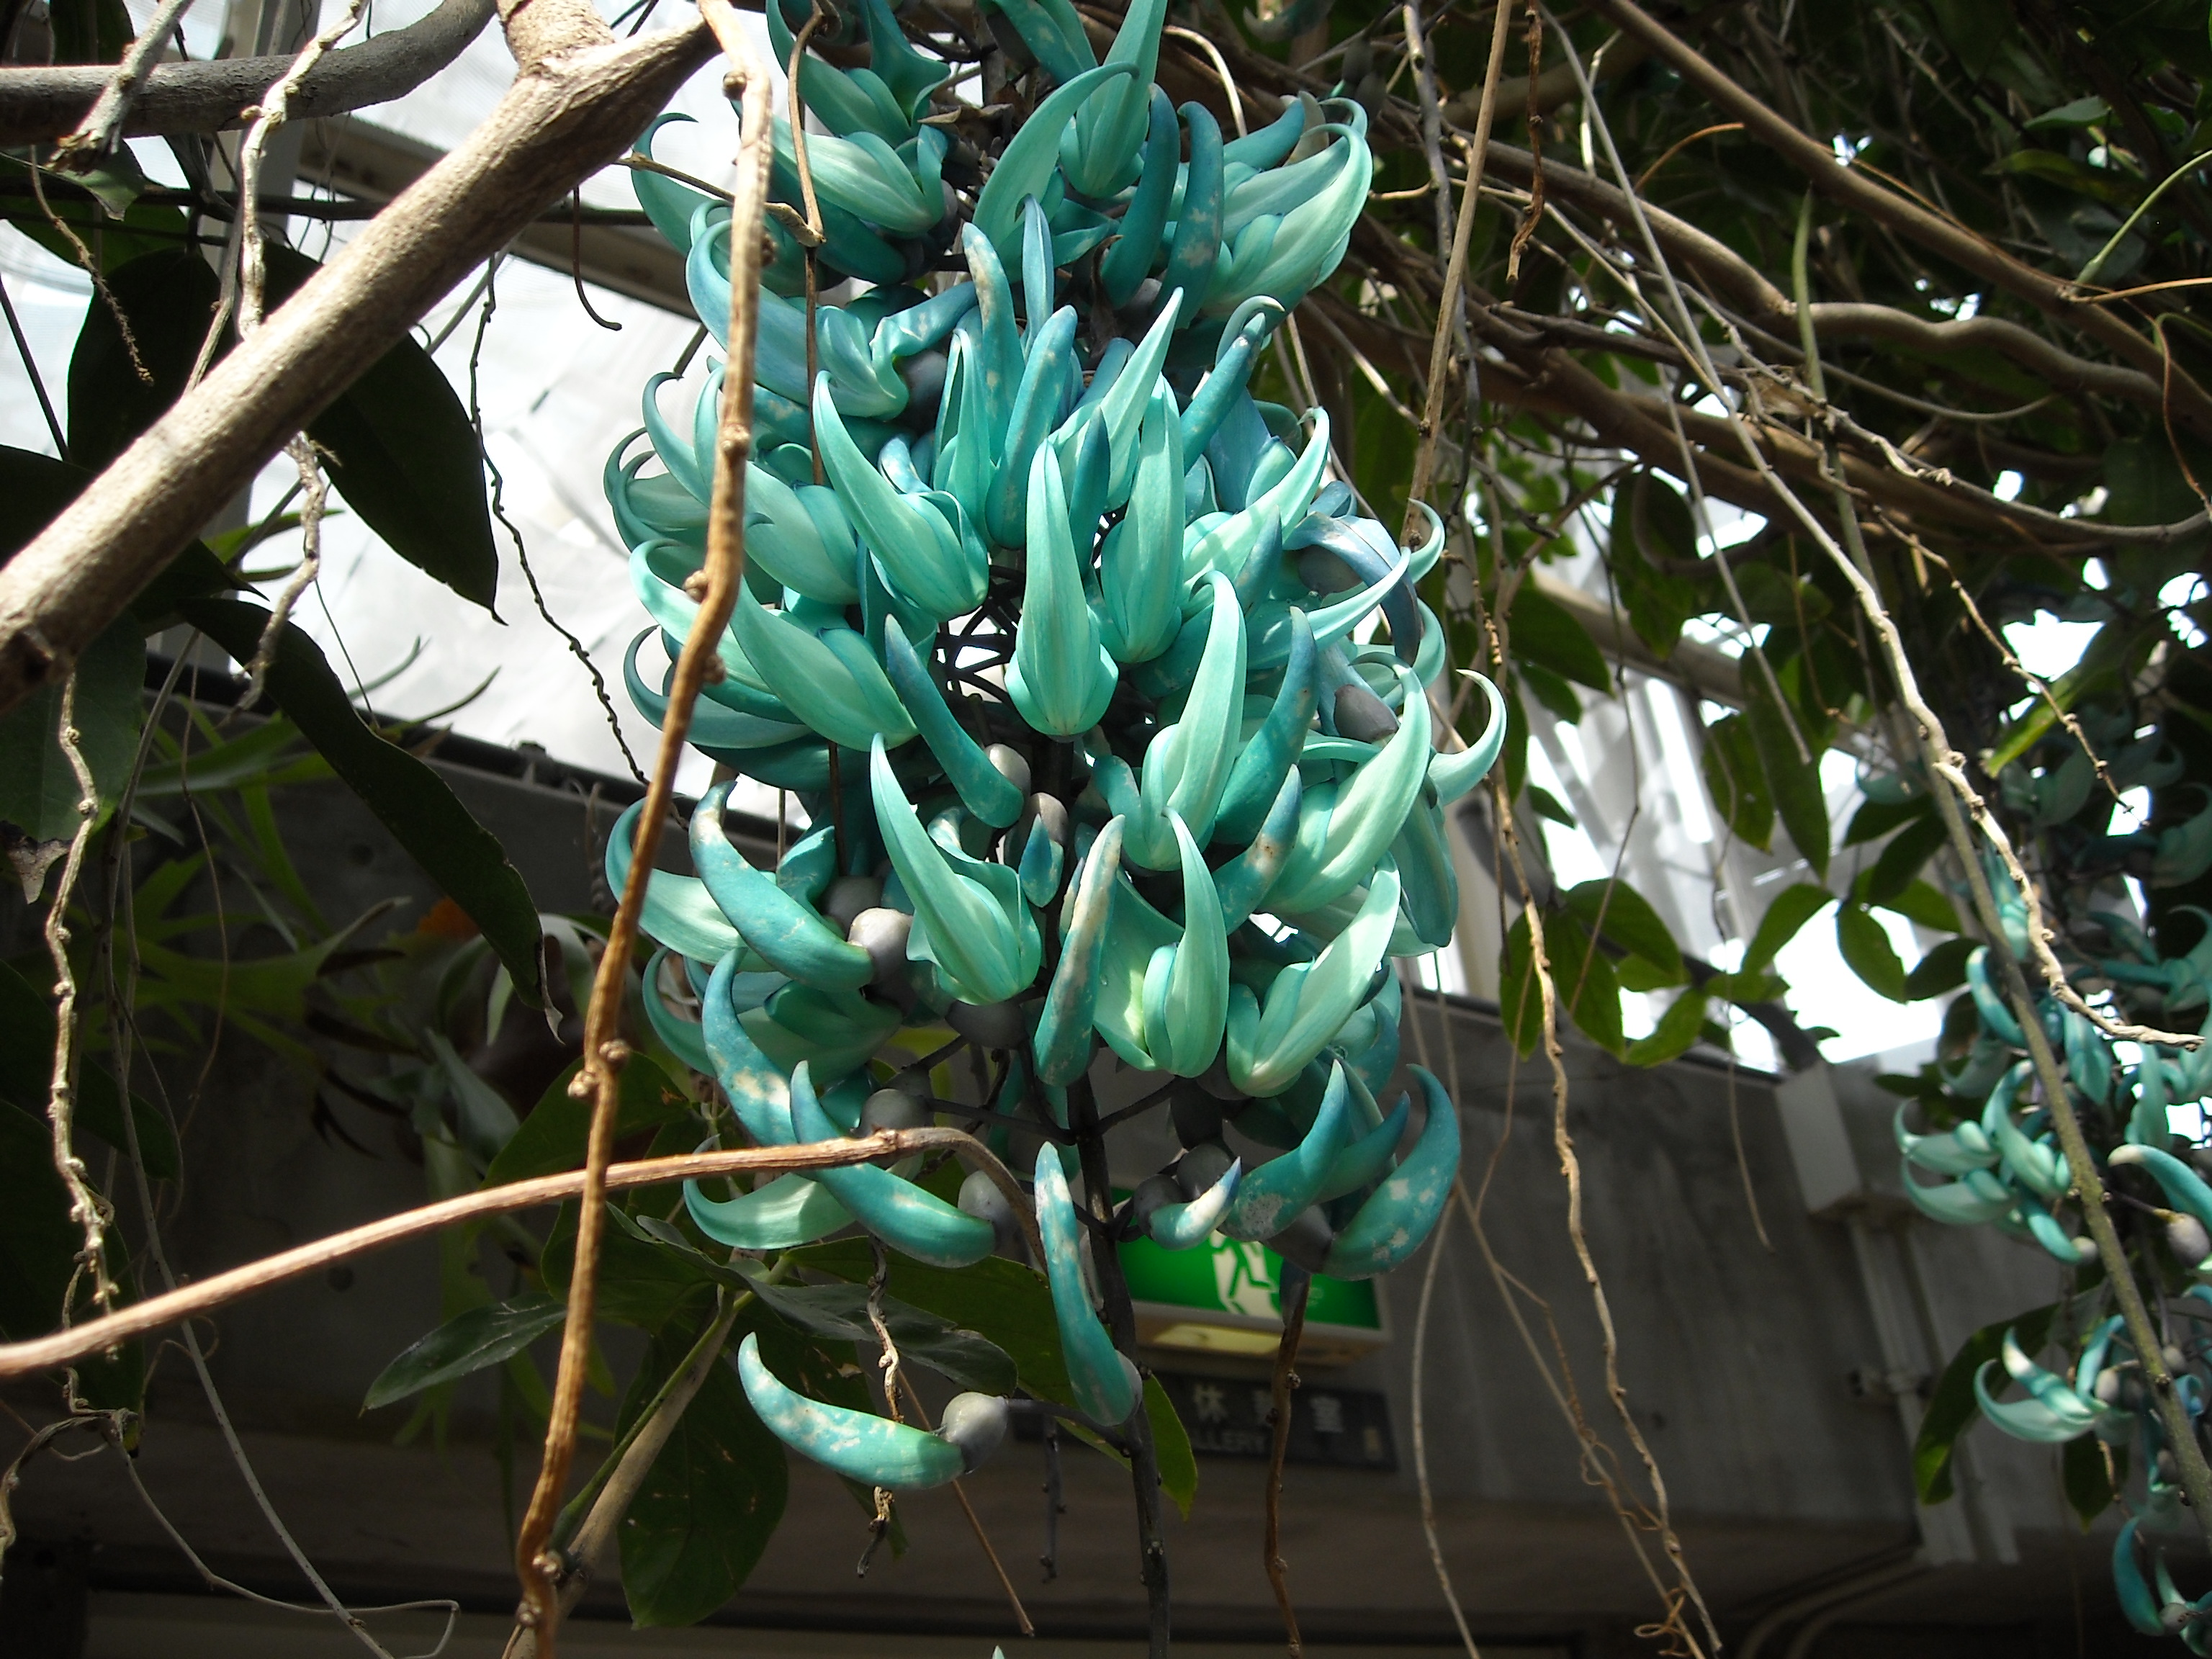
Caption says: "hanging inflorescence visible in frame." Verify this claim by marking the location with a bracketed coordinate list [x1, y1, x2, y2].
[599, 0, 1500, 1486]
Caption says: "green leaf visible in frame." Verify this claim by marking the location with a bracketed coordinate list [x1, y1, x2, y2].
[66, 250, 223, 474]
[1866, 812, 1951, 904]
[1546, 914, 1626, 1056]
[1563, 877, 1684, 984]
[1701, 714, 1773, 849]
[263, 247, 498, 611]
[1509, 583, 1612, 693]
[485, 1056, 693, 1187]
[1743, 883, 1834, 974]
[1745, 680, 1830, 878]
[542, 1205, 741, 1330]
[1881, 878, 1962, 935]
[1628, 987, 1709, 1066]
[1835, 904, 1908, 1002]
[1526, 783, 1575, 827]
[1845, 795, 1930, 847]
[65, 248, 496, 611]
[0, 608, 143, 846]
[1517, 661, 1582, 724]
[47, 0, 132, 60]
[1497, 911, 1542, 1057]
[749, 1281, 1017, 1395]
[174, 598, 545, 1007]
[364, 1294, 566, 1411]
[1903, 936, 1977, 1002]
[1915, 1305, 2054, 1503]
[2062, 1431, 2120, 1529]
[0, 961, 178, 1180]
[0, 1097, 81, 1343]
[786, 1241, 1078, 1406]
[1606, 472, 1699, 660]
[1702, 968, 1787, 1004]
[618, 1315, 788, 1627]
[1146, 1372, 1197, 1519]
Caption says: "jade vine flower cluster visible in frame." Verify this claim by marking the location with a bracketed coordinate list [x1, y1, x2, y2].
[601, 0, 1499, 1492]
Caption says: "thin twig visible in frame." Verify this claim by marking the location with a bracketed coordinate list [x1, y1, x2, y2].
[0, 273, 66, 454]
[0, 1130, 981, 1382]
[52, 0, 199, 163]
[1403, 0, 1514, 544]
[896, 1373, 1035, 1636]
[465, 253, 645, 785]
[1410, 1195, 1484, 1659]
[510, 17, 772, 1641]
[1264, 1264, 1311, 1659]
[42, 670, 115, 1313]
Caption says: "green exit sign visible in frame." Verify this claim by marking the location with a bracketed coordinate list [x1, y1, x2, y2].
[1119, 1233, 1386, 1364]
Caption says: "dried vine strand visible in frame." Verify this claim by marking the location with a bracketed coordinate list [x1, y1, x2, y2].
[1409, 1192, 1484, 1659]
[52, 0, 199, 163]
[894, 1372, 1035, 1636]
[1402, 0, 1514, 547]
[41, 670, 116, 1314]
[508, 12, 773, 1642]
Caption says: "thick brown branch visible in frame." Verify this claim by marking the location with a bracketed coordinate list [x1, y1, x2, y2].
[0, 0, 495, 145]
[0, 19, 717, 721]
[0, 1130, 1002, 1382]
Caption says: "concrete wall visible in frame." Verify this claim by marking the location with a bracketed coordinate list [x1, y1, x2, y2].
[0, 746, 2164, 1657]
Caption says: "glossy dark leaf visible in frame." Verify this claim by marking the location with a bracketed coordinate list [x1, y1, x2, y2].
[618, 1316, 788, 1627]
[1903, 936, 1978, 1002]
[1866, 812, 1952, 904]
[1146, 1374, 1197, 1519]
[541, 1204, 739, 1330]
[1745, 680, 1830, 879]
[749, 1280, 1017, 1395]
[1526, 783, 1575, 827]
[1880, 879, 1963, 936]
[65, 248, 496, 611]
[1741, 883, 1835, 974]
[1606, 472, 1699, 660]
[1835, 904, 1908, 1003]
[485, 1055, 693, 1187]
[1563, 877, 1685, 984]
[1844, 793, 1930, 848]
[1545, 914, 1625, 1057]
[173, 598, 545, 1007]
[1915, 1304, 2054, 1503]
[1498, 911, 1542, 1057]
[1627, 987, 1708, 1066]
[0, 608, 143, 843]
[256, 246, 498, 610]
[66, 251, 221, 473]
[0, 961, 179, 1180]
[1701, 714, 1773, 850]
[364, 1295, 566, 1411]
[2062, 1431, 2121, 1530]
[786, 1240, 1076, 1406]
[0, 1097, 79, 1343]
[1517, 661, 1582, 724]
[1509, 583, 1612, 693]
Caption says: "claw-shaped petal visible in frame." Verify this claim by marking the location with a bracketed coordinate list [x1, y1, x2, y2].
[1431, 670, 1506, 805]
[1008, 444, 1119, 736]
[1035, 819, 1125, 1087]
[693, 784, 874, 991]
[1034, 1143, 1141, 1424]
[790, 1061, 997, 1267]
[737, 1331, 966, 1487]
[1220, 1059, 1354, 1239]
[1226, 869, 1400, 1097]
[688, 1171, 854, 1250]
[881, 616, 1025, 830]
[1323, 1067, 1460, 1278]
[871, 736, 1041, 1004]
[1126, 572, 1246, 867]
[1147, 1158, 1241, 1249]
[1265, 665, 1430, 914]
